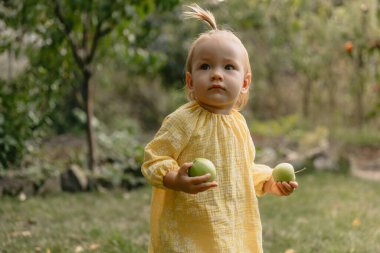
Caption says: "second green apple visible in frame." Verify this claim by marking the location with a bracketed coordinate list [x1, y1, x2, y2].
[272, 162, 296, 182]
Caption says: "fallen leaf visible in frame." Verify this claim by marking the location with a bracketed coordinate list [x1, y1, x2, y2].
[19, 192, 27, 201]
[89, 243, 100, 250]
[285, 249, 295, 253]
[75, 245, 84, 253]
[46, 249, 51, 253]
[352, 217, 361, 227]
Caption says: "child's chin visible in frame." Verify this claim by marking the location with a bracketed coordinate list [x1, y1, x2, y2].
[203, 96, 231, 105]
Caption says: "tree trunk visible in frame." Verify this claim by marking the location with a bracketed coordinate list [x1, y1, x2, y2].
[302, 79, 312, 119]
[355, 82, 364, 126]
[266, 63, 281, 117]
[52, 0, 117, 171]
[354, 8, 368, 127]
[83, 68, 96, 171]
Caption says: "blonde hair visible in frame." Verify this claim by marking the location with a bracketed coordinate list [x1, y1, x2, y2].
[184, 4, 251, 110]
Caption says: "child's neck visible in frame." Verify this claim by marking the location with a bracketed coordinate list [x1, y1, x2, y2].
[197, 101, 233, 115]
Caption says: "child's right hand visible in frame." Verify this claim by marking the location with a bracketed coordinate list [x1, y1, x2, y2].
[163, 162, 218, 194]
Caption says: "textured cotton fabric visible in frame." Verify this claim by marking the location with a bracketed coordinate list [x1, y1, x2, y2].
[142, 101, 272, 253]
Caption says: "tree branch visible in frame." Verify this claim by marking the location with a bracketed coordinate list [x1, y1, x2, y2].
[53, 0, 85, 70]
[86, 21, 113, 64]
[82, 12, 90, 54]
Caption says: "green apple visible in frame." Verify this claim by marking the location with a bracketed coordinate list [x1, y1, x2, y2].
[272, 162, 296, 182]
[188, 158, 216, 182]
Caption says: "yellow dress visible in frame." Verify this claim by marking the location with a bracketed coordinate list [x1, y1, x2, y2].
[142, 101, 272, 253]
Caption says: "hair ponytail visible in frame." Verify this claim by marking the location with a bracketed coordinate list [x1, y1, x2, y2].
[184, 4, 218, 30]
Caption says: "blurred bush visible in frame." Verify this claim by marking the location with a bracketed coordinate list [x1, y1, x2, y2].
[1, 0, 379, 182]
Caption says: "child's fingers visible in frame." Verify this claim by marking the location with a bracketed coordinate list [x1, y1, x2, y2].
[189, 173, 212, 184]
[275, 182, 288, 195]
[179, 162, 193, 174]
[194, 182, 218, 192]
[289, 181, 298, 188]
[281, 182, 293, 192]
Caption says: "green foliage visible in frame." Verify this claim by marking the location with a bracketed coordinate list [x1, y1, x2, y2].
[0, 0, 180, 169]
[250, 114, 304, 138]
[0, 80, 25, 168]
[0, 121, 146, 191]
[0, 78, 51, 169]
[97, 119, 143, 168]
[0, 37, 79, 168]
[251, 113, 380, 151]
[86, 119, 145, 188]
[332, 126, 380, 147]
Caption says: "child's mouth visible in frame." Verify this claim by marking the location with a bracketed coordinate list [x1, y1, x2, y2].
[209, 84, 225, 90]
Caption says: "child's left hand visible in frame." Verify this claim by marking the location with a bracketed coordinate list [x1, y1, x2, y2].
[265, 178, 298, 196]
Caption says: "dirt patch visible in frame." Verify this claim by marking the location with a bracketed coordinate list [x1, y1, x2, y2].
[40, 134, 86, 161]
[348, 146, 380, 181]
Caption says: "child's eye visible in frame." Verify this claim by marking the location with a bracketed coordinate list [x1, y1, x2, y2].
[225, 64, 235, 70]
[200, 64, 210, 70]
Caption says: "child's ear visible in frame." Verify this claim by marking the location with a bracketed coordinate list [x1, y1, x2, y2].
[186, 72, 193, 90]
[241, 73, 251, 94]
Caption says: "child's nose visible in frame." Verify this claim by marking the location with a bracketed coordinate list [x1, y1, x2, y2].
[211, 69, 223, 81]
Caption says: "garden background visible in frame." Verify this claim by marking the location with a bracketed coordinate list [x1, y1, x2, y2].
[1, 0, 380, 252]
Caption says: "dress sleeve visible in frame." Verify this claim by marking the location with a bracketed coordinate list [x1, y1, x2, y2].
[141, 114, 190, 189]
[252, 163, 273, 197]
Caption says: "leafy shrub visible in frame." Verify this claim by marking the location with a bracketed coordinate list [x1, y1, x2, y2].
[332, 127, 380, 148]
[95, 118, 146, 189]
[250, 114, 305, 138]
[0, 79, 41, 169]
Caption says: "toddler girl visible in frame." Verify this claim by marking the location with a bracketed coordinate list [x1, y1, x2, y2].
[142, 4, 298, 253]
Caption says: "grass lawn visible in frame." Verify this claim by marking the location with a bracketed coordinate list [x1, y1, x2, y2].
[1, 171, 379, 253]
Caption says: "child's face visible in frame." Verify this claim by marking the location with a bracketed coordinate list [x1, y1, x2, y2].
[186, 32, 251, 114]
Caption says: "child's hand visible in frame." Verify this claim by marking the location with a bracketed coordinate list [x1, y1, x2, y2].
[163, 162, 218, 194]
[264, 177, 298, 196]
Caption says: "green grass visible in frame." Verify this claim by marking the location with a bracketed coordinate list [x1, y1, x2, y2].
[260, 172, 380, 253]
[0, 189, 151, 253]
[1, 171, 380, 253]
